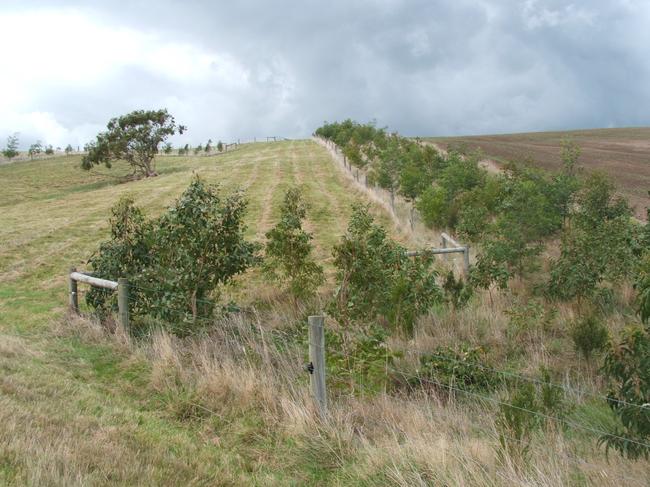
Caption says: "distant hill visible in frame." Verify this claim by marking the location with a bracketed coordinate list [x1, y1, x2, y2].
[426, 127, 650, 220]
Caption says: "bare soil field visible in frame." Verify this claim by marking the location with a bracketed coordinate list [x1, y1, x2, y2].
[427, 127, 650, 219]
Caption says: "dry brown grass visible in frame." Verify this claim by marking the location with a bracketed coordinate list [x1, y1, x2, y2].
[39, 302, 648, 486]
[2, 140, 649, 485]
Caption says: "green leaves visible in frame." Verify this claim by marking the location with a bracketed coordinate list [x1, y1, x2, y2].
[82, 109, 185, 178]
[548, 173, 636, 301]
[330, 204, 441, 335]
[601, 324, 650, 459]
[418, 346, 498, 392]
[86, 176, 259, 335]
[325, 326, 400, 395]
[28, 141, 42, 159]
[263, 187, 324, 300]
[636, 255, 650, 325]
[2, 133, 19, 159]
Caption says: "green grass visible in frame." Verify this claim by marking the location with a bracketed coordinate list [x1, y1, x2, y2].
[0, 141, 402, 485]
[5, 141, 644, 485]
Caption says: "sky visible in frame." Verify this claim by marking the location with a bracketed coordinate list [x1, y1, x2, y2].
[0, 0, 649, 149]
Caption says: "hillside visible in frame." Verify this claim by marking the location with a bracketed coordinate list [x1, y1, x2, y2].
[2, 139, 649, 485]
[427, 127, 650, 219]
[0, 141, 406, 485]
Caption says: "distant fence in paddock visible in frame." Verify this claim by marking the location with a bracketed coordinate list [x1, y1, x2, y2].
[405, 232, 470, 276]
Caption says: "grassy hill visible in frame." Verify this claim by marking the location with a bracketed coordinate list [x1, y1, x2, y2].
[0, 141, 404, 485]
[1, 140, 648, 485]
[427, 127, 650, 219]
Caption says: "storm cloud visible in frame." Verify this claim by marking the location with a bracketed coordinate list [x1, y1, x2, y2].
[1, 0, 649, 148]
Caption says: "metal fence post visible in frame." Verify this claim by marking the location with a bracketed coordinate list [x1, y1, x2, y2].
[69, 267, 79, 314]
[308, 315, 327, 417]
[463, 246, 470, 277]
[117, 278, 130, 334]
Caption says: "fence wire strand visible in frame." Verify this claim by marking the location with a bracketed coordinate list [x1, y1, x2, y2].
[400, 346, 649, 413]
[68, 276, 650, 472]
[388, 367, 650, 451]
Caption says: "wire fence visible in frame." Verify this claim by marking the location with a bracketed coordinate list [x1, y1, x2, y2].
[400, 347, 649, 413]
[67, 272, 650, 483]
[388, 366, 650, 451]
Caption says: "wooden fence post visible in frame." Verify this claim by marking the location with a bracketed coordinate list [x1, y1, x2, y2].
[463, 246, 470, 277]
[308, 315, 327, 416]
[117, 278, 130, 334]
[69, 267, 79, 314]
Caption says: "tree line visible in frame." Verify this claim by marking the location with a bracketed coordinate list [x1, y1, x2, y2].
[316, 119, 650, 458]
[2, 133, 76, 160]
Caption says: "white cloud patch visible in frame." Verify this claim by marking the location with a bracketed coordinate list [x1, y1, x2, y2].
[0, 8, 254, 148]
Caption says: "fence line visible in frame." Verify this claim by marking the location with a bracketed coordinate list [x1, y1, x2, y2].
[400, 347, 649, 413]
[314, 136, 472, 276]
[67, 276, 649, 482]
[388, 367, 650, 451]
[480, 427, 647, 486]
[68, 276, 645, 467]
[78, 278, 646, 414]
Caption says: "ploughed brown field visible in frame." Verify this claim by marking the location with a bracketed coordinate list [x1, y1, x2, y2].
[427, 127, 650, 220]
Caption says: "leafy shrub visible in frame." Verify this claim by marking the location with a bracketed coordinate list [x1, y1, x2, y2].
[438, 152, 486, 199]
[87, 176, 259, 335]
[330, 204, 441, 335]
[263, 187, 324, 300]
[417, 346, 500, 392]
[549, 173, 637, 303]
[571, 315, 609, 360]
[28, 141, 42, 159]
[538, 366, 571, 418]
[2, 133, 19, 159]
[326, 326, 401, 395]
[497, 382, 540, 464]
[416, 186, 449, 228]
[469, 240, 513, 290]
[636, 254, 650, 324]
[601, 324, 650, 459]
[442, 271, 473, 309]
[497, 368, 571, 463]
[455, 178, 503, 242]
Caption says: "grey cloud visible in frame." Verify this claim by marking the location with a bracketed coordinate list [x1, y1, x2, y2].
[1, 0, 649, 146]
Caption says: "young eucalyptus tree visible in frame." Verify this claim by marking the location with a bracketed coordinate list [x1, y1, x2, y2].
[2, 133, 19, 159]
[28, 141, 42, 159]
